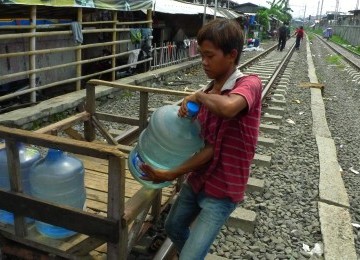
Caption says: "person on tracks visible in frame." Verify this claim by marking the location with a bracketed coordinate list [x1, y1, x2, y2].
[140, 19, 262, 260]
[295, 26, 304, 50]
[277, 22, 289, 51]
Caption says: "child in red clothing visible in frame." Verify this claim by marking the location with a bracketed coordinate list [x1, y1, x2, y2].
[140, 19, 262, 260]
[295, 26, 304, 50]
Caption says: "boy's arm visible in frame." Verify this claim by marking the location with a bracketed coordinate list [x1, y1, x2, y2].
[195, 91, 248, 118]
[140, 142, 214, 182]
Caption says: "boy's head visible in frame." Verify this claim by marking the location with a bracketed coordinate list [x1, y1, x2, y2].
[197, 19, 244, 65]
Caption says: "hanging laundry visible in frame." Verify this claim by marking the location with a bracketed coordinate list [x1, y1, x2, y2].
[141, 28, 153, 40]
[71, 22, 83, 45]
[130, 28, 142, 44]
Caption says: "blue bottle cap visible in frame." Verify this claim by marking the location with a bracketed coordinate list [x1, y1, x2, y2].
[46, 149, 63, 161]
[186, 101, 200, 117]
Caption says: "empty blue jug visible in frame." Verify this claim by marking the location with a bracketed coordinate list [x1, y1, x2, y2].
[0, 142, 41, 225]
[29, 149, 86, 239]
[128, 101, 204, 189]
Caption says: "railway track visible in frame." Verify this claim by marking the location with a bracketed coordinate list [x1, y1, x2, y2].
[120, 38, 304, 259]
[125, 35, 359, 259]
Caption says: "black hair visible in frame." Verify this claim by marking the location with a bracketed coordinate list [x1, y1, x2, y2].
[197, 19, 244, 64]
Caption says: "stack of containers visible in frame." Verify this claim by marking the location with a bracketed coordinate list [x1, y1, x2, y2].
[0, 142, 41, 225]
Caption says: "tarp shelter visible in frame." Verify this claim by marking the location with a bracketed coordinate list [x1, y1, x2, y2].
[152, 0, 241, 19]
[0, 0, 152, 11]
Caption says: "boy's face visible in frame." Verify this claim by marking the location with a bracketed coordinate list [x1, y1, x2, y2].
[198, 40, 237, 80]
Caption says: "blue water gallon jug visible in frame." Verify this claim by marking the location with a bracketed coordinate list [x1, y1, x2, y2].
[128, 101, 204, 189]
[29, 149, 86, 239]
[0, 142, 41, 225]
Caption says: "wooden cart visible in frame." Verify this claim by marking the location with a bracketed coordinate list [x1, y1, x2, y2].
[0, 79, 193, 259]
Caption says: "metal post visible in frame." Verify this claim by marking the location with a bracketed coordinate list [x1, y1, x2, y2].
[316, 1, 320, 21]
[214, 0, 217, 19]
[203, 0, 207, 25]
[319, 0, 324, 24]
[303, 5, 306, 26]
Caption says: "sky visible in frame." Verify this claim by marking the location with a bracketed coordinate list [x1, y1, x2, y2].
[232, 0, 359, 18]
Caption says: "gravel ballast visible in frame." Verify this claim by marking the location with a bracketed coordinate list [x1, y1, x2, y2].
[123, 39, 326, 259]
[130, 37, 360, 259]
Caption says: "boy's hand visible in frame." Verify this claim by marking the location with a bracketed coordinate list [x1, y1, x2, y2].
[178, 94, 199, 117]
[139, 163, 176, 183]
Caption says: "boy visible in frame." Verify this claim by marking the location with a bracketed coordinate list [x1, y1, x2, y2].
[140, 19, 262, 259]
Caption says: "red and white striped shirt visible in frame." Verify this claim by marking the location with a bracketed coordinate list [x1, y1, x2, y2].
[187, 71, 262, 203]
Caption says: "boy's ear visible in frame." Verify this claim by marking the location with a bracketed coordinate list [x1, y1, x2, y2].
[229, 49, 238, 61]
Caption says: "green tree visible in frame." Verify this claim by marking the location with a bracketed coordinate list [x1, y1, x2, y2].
[257, 0, 293, 31]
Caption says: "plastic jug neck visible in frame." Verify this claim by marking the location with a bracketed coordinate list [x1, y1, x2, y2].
[186, 101, 200, 118]
[46, 149, 64, 161]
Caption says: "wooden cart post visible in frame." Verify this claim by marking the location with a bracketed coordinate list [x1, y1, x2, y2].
[5, 139, 27, 237]
[84, 83, 96, 141]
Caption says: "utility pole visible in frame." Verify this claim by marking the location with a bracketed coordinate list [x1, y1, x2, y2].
[334, 0, 339, 23]
[356, 0, 359, 10]
[213, 0, 217, 19]
[203, 0, 207, 25]
[319, 0, 324, 25]
[316, 1, 320, 21]
[303, 5, 306, 26]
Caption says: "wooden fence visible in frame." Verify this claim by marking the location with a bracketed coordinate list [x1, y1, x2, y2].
[0, 6, 153, 105]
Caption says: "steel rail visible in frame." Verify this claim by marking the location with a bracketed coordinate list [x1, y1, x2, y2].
[150, 40, 297, 260]
[314, 34, 360, 70]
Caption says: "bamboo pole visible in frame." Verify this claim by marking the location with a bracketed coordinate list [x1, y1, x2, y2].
[0, 13, 156, 103]
[0, 45, 139, 81]
[112, 11, 118, 81]
[76, 8, 83, 91]
[29, 6, 37, 103]
[0, 39, 132, 59]
[0, 57, 153, 103]
[0, 28, 131, 41]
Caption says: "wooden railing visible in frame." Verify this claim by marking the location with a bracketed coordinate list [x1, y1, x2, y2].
[0, 6, 153, 105]
[0, 79, 195, 259]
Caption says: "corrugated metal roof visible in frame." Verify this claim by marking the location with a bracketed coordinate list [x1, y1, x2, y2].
[153, 0, 241, 19]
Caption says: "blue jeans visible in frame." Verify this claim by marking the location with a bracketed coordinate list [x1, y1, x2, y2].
[164, 183, 237, 260]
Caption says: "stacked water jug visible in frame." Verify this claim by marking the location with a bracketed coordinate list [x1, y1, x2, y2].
[0, 142, 41, 225]
[29, 149, 86, 239]
[0, 142, 86, 239]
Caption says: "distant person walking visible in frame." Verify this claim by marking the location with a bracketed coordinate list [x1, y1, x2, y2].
[295, 26, 304, 50]
[277, 22, 288, 51]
